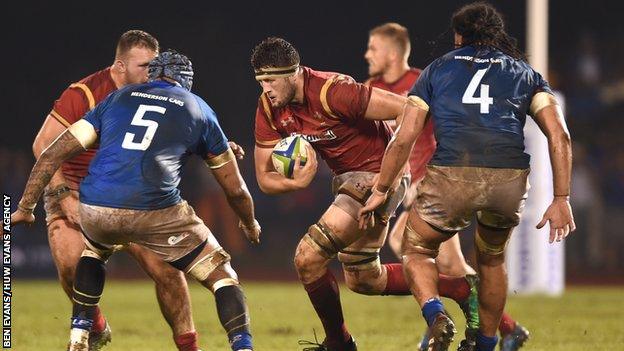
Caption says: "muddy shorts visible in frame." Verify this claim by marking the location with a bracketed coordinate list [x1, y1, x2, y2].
[331, 171, 409, 224]
[79, 200, 226, 264]
[415, 165, 530, 232]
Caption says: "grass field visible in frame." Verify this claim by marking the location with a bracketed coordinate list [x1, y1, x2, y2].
[11, 280, 624, 350]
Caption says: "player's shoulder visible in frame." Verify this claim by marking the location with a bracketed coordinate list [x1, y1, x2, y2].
[305, 66, 355, 91]
[66, 67, 116, 108]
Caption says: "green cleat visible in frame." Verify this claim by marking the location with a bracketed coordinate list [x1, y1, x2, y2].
[458, 274, 480, 345]
[88, 321, 112, 351]
[500, 324, 529, 351]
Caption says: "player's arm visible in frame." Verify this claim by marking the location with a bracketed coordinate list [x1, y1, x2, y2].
[363, 87, 408, 121]
[206, 149, 260, 243]
[357, 98, 429, 228]
[530, 93, 576, 242]
[33, 115, 72, 193]
[254, 144, 318, 195]
[12, 120, 97, 225]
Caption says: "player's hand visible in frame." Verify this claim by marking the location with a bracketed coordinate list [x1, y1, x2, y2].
[228, 141, 245, 160]
[11, 208, 35, 226]
[292, 144, 318, 189]
[59, 194, 81, 227]
[358, 187, 388, 230]
[239, 219, 261, 244]
[536, 197, 576, 243]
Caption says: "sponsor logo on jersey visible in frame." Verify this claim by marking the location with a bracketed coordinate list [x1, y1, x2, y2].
[295, 130, 337, 143]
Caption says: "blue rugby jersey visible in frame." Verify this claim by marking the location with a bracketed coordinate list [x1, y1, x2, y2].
[80, 80, 229, 210]
[410, 45, 553, 169]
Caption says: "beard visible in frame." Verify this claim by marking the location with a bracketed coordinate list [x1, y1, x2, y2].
[271, 84, 296, 108]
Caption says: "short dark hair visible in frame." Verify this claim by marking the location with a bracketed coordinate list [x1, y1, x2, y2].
[250, 37, 300, 70]
[369, 23, 411, 59]
[451, 2, 525, 60]
[115, 30, 159, 59]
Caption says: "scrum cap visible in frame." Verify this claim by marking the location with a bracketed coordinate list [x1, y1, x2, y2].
[148, 49, 194, 90]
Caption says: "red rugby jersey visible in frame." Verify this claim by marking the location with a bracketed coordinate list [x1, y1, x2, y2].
[49, 67, 117, 190]
[255, 67, 392, 175]
[366, 68, 435, 181]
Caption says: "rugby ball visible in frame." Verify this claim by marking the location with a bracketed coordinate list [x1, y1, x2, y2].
[271, 135, 310, 178]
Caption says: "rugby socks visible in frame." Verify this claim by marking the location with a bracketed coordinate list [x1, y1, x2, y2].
[69, 256, 106, 348]
[91, 306, 107, 334]
[475, 331, 498, 351]
[422, 297, 445, 326]
[71, 256, 106, 328]
[303, 271, 351, 348]
[174, 331, 199, 351]
[382, 264, 471, 300]
[498, 312, 517, 336]
[214, 285, 253, 351]
[382, 263, 411, 295]
[438, 274, 470, 302]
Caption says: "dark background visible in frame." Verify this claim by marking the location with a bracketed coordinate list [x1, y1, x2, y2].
[3, 0, 623, 282]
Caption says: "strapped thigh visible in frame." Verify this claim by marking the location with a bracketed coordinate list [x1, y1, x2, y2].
[302, 221, 347, 259]
[338, 248, 381, 272]
[401, 222, 441, 258]
[186, 247, 231, 282]
[81, 233, 115, 261]
[474, 225, 511, 256]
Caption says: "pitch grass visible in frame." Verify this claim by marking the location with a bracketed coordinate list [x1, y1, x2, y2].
[12, 280, 624, 350]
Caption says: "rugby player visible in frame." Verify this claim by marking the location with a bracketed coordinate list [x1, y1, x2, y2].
[31, 30, 201, 351]
[359, 3, 575, 351]
[365, 22, 529, 350]
[252, 37, 413, 351]
[12, 50, 259, 351]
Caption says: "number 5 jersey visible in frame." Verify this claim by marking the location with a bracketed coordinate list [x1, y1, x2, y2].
[79, 79, 229, 210]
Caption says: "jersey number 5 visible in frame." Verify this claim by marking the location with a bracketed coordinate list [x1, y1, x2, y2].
[462, 69, 493, 114]
[121, 104, 166, 150]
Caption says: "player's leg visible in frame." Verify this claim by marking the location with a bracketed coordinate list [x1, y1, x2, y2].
[67, 238, 115, 351]
[137, 201, 253, 351]
[473, 223, 513, 351]
[126, 244, 197, 351]
[472, 167, 530, 351]
[44, 194, 109, 349]
[402, 211, 458, 349]
[175, 244, 252, 351]
[437, 234, 476, 276]
[294, 204, 358, 350]
[333, 172, 411, 297]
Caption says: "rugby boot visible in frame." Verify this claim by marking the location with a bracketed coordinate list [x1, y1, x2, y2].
[67, 329, 89, 351]
[425, 312, 456, 351]
[88, 320, 112, 351]
[419, 310, 454, 351]
[499, 324, 529, 351]
[298, 335, 357, 351]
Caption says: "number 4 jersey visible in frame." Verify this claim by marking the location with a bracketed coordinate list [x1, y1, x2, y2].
[79, 80, 229, 210]
[409, 45, 554, 169]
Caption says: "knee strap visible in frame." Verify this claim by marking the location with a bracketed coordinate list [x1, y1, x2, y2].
[402, 222, 440, 258]
[338, 248, 380, 272]
[187, 247, 231, 282]
[475, 229, 510, 256]
[303, 222, 346, 259]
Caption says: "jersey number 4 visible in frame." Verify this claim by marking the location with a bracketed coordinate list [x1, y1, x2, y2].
[462, 69, 493, 114]
[121, 104, 166, 151]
